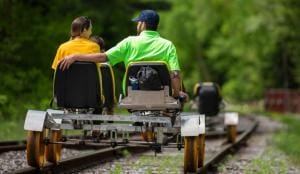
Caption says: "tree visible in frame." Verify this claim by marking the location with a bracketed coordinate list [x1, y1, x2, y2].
[160, 0, 299, 101]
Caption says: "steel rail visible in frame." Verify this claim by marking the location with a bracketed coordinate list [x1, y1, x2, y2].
[0, 129, 239, 153]
[5, 117, 257, 174]
[198, 117, 259, 173]
[13, 145, 149, 174]
[0, 140, 26, 153]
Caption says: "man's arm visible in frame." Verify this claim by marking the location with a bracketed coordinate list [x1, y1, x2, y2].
[59, 53, 108, 70]
[171, 70, 181, 97]
[171, 70, 189, 102]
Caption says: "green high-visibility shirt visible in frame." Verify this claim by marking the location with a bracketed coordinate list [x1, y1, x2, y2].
[106, 30, 180, 71]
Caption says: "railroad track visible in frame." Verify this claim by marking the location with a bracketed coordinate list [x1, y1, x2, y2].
[0, 135, 117, 153]
[13, 145, 150, 174]
[4, 115, 258, 174]
[198, 116, 258, 173]
[0, 140, 26, 153]
[0, 139, 94, 154]
[0, 130, 242, 154]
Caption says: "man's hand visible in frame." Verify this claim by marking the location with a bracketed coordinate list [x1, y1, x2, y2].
[178, 91, 189, 102]
[59, 55, 77, 71]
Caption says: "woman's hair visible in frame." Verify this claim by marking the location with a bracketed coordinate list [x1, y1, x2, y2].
[90, 36, 105, 52]
[70, 16, 91, 39]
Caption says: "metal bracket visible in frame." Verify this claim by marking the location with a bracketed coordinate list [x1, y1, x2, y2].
[224, 112, 239, 125]
[180, 114, 205, 136]
[45, 109, 64, 130]
[24, 110, 47, 132]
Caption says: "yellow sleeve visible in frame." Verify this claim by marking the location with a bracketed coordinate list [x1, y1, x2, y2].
[51, 46, 62, 70]
[91, 43, 100, 53]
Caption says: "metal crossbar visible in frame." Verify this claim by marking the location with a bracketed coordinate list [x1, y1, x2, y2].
[51, 114, 172, 124]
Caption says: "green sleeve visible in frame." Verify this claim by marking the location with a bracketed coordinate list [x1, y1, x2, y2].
[106, 38, 129, 66]
[167, 43, 181, 71]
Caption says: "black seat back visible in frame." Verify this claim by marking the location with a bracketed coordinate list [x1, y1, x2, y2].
[100, 63, 116, 108]
[54, 62, 102, 109]
[196, 82, 222, 116]
[125, 62, 171, 96]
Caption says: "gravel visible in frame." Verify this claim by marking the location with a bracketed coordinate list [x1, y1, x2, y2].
[216, 116, 300, 174]
[0, 148, 90, 174]
[78, 138, 226, 174]
[0, 150, 27, 173]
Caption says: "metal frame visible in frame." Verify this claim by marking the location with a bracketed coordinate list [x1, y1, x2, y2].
[46, 112, 179, 136]
[24, 108, 204, 142]
[119, 86, 180, 110]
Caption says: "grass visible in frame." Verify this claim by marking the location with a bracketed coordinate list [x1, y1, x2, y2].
[244, 147, 288, 174]
[132, 153, 182, 173]
[223, 100, 264, 115]
[267, 112, 300, 165]
[107, 149, 184, 173]
[0, 119, 26, 140]
[219, 102, 300, 172]
[224, 101, 300, 164]
[121, 149, 132, 158]
[110, 162, 123, 174]
[217, 154, 236, 173]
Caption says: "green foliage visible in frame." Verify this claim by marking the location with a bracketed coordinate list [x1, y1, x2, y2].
[0, 68, 52, 120]
[0, 0, 299, 120]
[161, 0, 300, 101]
[0, 119, 26, 140]
[0, 0, 137, 120]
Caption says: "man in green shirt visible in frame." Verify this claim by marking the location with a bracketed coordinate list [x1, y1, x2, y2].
[59, 9, 186, 98]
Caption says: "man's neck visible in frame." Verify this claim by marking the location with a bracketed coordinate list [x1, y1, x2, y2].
[73, 36, 88, 40]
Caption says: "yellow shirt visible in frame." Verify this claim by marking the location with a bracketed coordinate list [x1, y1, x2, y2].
[51, 38, 100, 70]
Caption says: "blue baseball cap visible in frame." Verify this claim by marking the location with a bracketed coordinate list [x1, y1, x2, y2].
[132, 10, 159, 26]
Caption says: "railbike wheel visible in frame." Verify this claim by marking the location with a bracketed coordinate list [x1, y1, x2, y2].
[227, 125, 237, 143]
[184, 136, 198, 173]
[26, 130, 46, 167]
[141, 130, 154, 142]
[198, 134, 205, 167]
[45, 130, 62, 164]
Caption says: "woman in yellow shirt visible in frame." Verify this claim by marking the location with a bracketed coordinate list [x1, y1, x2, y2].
[51, 16, 100, 70]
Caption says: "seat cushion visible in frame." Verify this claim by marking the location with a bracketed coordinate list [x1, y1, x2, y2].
[54, 61, 102, 109]
[197, 83, 222, 116]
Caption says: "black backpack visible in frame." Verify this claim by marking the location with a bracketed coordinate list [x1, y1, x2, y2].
[136, 66, 163, 90]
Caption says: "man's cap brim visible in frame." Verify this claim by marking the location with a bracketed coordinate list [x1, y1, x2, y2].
[131, 17, 141, 22]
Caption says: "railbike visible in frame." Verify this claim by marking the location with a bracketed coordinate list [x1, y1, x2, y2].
[193, 82, 223, 129]
[193, 82, 239, 143]
[24, 61, 205, 173]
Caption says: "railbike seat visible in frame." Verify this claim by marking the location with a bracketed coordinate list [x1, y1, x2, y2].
[99, 63, 116, 110]
[194, 82, 222, 116]
[124, 61, 172, 96]
[53, 61, 103, 110]
[119, 61, 180, 111]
